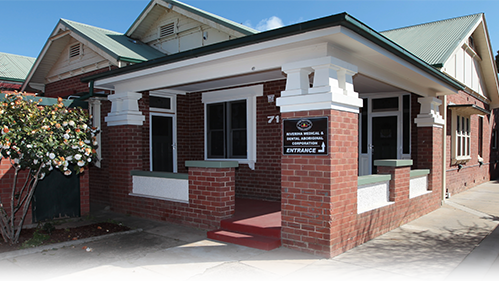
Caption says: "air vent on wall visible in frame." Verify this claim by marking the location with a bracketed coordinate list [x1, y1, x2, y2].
[160, 22, 175, 38]
[69, 44, 81, 58]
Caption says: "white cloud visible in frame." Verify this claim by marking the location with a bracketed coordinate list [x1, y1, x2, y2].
[244, 16, 286, 32]
[246, 16, 285, 32]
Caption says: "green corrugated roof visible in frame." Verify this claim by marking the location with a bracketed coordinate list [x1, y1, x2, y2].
[61, 19, 165, 62]
[381, 14, 483, 66]
[83, 13, 464, 92]
[0, 52, 35, 82]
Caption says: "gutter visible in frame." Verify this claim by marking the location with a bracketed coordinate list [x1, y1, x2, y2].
[81, 12, 465, 92]
[118, 57, 146, 64]
[0, 77, 25, 83]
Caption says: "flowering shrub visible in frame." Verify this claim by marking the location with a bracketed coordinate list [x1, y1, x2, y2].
[0, 92, 98, 244]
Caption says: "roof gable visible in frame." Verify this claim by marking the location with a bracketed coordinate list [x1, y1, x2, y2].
[127, 0, 258, 40]
[381, 14, 483, 66]
[22, 19, 164, 91]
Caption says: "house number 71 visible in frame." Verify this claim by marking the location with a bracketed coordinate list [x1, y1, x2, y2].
[267, 115, 280, 124]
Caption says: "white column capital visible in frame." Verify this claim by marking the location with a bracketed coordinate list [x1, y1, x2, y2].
[105, 91, 145, 126]
[414, 97, 444, 127]
[277, 56, 362, 113]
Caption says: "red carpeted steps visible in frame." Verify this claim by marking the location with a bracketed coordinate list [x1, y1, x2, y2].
[207, 198, 281, 251]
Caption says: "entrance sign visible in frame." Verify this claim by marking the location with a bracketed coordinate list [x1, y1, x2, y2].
[283, 117, 328, 155]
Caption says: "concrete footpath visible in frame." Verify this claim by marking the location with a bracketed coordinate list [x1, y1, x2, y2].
[1, 181, 499, 281]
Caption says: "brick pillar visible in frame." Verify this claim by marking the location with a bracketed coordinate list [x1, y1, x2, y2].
[79, 169, 90, 216]
[417, 127, 443, 191]
[277, 55, 362, 258]
[414, 97, 444, 192]
[185, 161, 237, 229]
[376, 160, 412, 202]
[104, 91, 145, 213]
[281, 110, 359, 257]
[107, 125, 144, 213]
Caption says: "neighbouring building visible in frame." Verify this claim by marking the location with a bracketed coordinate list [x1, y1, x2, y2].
[10, 0, 499, 257]
[0, 52, 35, 94]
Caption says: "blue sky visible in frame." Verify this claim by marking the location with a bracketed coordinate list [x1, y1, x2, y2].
[1, 0, 499, 59]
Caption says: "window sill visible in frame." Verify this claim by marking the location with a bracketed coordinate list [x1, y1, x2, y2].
[205, 158, 255, 170]
[452, 156, 471, 165]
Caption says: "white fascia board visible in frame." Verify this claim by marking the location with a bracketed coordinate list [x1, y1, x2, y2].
[112, 43, 328, 93]
[126, 0, 160, 37]
[22, 22, 74, 92]
[95, 26, 343, 90]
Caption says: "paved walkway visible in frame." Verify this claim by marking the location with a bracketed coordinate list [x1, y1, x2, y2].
[1, 181, 499, 281]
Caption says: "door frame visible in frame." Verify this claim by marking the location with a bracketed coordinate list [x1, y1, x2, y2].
[359, 92, 411, 175]
[149, 112, 177, 173]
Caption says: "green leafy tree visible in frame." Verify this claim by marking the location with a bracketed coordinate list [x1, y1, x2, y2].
[0, 93, 98, 245]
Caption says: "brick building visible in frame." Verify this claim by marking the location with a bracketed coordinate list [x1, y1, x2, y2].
[18, 0, 499, 257]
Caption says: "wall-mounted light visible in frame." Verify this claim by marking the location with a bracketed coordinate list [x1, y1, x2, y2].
[458, 164, 463, 170]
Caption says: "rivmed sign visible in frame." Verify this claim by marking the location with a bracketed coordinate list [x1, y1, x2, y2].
[283, 117, 328, 155]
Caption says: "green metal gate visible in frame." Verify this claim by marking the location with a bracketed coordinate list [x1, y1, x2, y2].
[32, 169, 80, 223]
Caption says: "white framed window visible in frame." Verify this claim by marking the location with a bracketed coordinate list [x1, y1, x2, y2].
[452, 114, 471, 163]
[150, 91, 176, 114]
[202, 85, 263, 170]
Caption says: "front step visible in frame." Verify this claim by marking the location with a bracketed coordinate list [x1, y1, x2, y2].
[207, 229, 281, 251]
[220, 217, 280, 239]
[208, 198, 281, 251]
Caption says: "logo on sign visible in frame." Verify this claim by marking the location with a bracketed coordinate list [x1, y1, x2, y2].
[296, 119, 313, 131]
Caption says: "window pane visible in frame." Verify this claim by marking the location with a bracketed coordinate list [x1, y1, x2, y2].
[457, 116, 460, 133]
[230, 101, 246, 129]
[150, 96, 171, 110]
[467, 136, 470, 156]
[207, 100, 247, 159]
[231, 129, 247, 158]
[479, 117, 483, 156]
[208, 103, 225, 130]
[209, 131, 225, 158]
[229, 100, 247, 158]
[372, 97, 399, 112]
[458, 136, 462, 156]
[207, 103, 225, 158]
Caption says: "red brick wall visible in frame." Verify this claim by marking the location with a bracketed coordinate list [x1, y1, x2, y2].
[238, 80, 283, 200]
[176, 81, 283, 200]
[281, 108, 442, 258]
[281, 109, 359, 257]
[187, 166, 236, 228]
[44, 67, 116, 98]
[0, 159, 32, 223]
[445, 91, 492, 195]
[79, 170, 90, 217]
[89, 81, 282, 227]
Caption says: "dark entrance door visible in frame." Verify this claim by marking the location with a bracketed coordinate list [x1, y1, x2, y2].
[151, 115, 174, 172]
[372, 116, 398, 173]
[32, 169, 80, 222]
